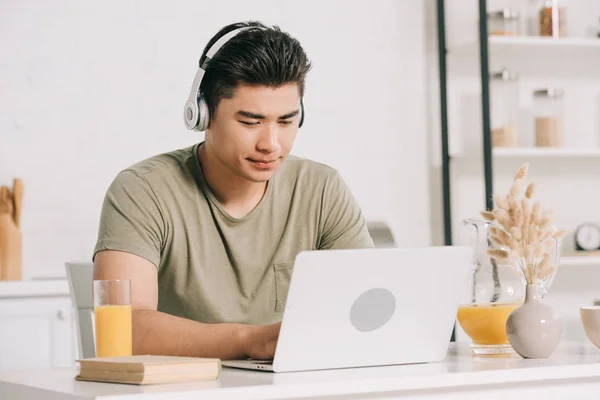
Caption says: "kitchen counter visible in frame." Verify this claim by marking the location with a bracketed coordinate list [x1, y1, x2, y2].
[0, 279, 70, 298]
[1, 341, 600, 399]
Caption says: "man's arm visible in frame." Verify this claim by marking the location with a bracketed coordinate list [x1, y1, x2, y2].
[93, 250, 279, 360]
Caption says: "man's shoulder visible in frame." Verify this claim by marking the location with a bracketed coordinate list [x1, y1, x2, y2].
[124, 145, 196, 177]
[108, 145, 197, 191]
[278, 155, 339, 183]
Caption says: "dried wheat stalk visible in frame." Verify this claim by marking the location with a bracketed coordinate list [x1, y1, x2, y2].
[483, 163, 564, 286]
[525, 182, 535, 199]
[494, 194, 510, 212]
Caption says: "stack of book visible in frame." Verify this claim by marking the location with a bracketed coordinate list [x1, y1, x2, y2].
[76, 355, 221, 385]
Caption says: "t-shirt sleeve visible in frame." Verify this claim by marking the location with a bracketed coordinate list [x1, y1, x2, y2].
[93, 170, 165, 269]
[318, 170, 375, 250]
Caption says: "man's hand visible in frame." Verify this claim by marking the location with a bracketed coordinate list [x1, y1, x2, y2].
[243, 322, 281, 360]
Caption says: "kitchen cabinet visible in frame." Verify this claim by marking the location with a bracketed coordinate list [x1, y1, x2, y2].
[0, 280, 76, 371]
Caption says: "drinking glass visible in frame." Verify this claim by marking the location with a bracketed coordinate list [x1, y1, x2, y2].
[93, 279, 132, 358]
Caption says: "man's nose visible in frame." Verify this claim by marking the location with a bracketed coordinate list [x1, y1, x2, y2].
[256, 124, 281, 154]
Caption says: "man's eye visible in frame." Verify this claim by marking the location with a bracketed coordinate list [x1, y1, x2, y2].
[279, 120, 293, 125]
[240, 121, 258, 126]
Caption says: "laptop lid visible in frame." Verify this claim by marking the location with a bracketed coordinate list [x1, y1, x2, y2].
[271, 246, 472, 372]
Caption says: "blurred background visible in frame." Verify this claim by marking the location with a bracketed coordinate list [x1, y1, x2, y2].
[1, 0, 600, 371]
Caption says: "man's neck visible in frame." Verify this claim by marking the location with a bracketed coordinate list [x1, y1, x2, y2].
[197, 143, 267, 218]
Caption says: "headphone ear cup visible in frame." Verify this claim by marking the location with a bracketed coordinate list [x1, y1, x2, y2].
[196, 96, 210, 132]
[183, 100, 199, 130]
[299, 98, 305, 128]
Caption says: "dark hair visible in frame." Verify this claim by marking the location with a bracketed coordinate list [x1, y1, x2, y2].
[199, 21, 312, 116]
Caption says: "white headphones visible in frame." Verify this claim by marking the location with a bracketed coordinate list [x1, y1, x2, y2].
[183, 26, 305, 132]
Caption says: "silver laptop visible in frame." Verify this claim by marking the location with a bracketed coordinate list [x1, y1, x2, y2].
[222, 246, 472, 373]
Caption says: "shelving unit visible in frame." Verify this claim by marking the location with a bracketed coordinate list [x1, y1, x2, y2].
[437, 1, 600, 240]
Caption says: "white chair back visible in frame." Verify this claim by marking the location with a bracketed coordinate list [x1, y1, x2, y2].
[367, 221, 396, 248]
[65, 261, 96, 359]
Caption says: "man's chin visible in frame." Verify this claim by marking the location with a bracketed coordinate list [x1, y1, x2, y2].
[243, 170, 275, 183]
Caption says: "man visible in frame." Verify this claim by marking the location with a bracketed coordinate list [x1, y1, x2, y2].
[93, 21, 374, 361]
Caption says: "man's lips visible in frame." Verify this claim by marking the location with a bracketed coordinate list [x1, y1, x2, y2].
[247, 158, 278, 163]
[247, 157, 279, 170]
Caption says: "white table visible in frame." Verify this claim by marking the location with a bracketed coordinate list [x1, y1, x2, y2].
[2, 342, 600, 400]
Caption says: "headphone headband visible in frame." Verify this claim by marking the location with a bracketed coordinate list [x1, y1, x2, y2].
[201, 27, 250, 68]
[183, 24, 305, 131]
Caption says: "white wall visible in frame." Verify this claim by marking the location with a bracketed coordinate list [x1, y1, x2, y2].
[1, 0, 434, 278]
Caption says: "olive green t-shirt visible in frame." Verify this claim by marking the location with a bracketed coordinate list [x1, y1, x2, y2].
[94, 143, 374, 325]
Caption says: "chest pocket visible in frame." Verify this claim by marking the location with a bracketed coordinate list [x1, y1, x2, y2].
[273, 261, 295, 312]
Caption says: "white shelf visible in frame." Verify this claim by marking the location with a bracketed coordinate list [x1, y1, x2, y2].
[493, 148, 600, 158]
[561, 256, 600, 267]
[452, 147, 600, 160]
[451, 36, 600, 54]
[489, 36, 600, 49]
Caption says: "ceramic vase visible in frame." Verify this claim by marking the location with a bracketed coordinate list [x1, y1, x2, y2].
[506, 284, 562, 358]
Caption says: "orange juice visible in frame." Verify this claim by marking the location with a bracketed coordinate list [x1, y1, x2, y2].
[457, 302, 520, 345]
[94, 304, 132, 357]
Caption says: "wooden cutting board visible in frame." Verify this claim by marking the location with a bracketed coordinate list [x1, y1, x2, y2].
[0, 180, 23, 280]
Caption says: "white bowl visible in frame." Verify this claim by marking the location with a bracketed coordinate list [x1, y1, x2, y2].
[580, 306, 600, 349]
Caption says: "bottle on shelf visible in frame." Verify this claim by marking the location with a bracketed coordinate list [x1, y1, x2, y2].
[535, 0, 568, 38]
[487, 9, 520, 36]
[533, 88, 565, 148]
[490, 69, 520, 148]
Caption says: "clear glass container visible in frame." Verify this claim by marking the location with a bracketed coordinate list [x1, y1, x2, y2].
[93, 279, 132, 358]
[490, 69, 519, 148]
[533, 89, 565, 148]
[537, 0, 568, 38]
[488, 9, 520, 36]
[459, 219, 561, 355]
[459, 219, 526, 355]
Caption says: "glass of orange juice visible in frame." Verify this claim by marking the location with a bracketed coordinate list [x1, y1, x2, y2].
[93, 279, 132, 358]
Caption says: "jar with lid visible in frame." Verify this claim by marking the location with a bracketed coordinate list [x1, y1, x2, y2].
[536, 0, 568, 37]
[533, 89, 565, 148]
[487, 9, 520, 36]
[490, 69, 519, 148]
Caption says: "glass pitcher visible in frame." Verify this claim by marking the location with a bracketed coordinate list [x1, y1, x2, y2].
[459, 218, 560, 355]
[459, 218, 524, 355]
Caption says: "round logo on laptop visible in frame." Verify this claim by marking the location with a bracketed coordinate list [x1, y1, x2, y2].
[349, 288, 396, 332]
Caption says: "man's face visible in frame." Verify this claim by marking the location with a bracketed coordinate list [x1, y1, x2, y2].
[205, 83, 301, 183]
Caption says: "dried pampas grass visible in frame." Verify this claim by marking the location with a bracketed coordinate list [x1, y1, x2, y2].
[483, 163, 564, 285]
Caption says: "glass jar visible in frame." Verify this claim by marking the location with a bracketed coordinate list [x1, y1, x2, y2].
[538, 0, 568, 37]
[490, 69, 519, 148]
[488, 9, 520, 36]
[533, 89, 565, 148]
